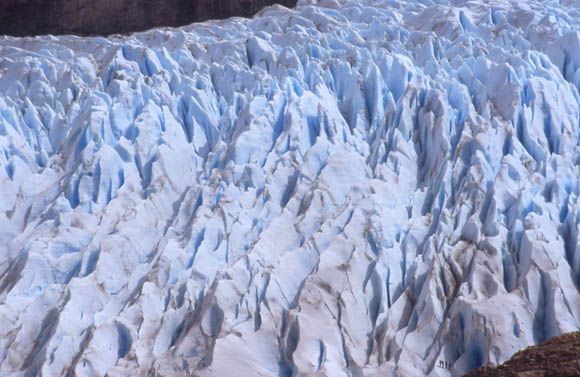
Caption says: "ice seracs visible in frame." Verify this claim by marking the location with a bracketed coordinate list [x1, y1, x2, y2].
[0, 0, 580, 376]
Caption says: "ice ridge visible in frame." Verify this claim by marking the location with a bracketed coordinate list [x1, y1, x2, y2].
[0, 0, 580, 376]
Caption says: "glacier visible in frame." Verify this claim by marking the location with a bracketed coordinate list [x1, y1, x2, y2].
[1, 0, 580, 376]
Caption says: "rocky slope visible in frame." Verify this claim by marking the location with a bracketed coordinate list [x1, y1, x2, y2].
[0, 0, 297, 36]
[464, 331, 580, 377]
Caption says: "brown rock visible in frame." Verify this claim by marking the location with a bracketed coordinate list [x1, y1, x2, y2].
[464, 331, 580, 377]
[0, 0, 298, 37]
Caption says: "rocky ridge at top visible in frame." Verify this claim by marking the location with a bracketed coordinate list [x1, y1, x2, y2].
[0, 0, 297, 36]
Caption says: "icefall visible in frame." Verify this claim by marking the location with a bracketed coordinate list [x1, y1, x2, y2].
[0, 0, 579, 376]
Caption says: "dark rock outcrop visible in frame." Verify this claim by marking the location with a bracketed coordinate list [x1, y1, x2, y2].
[0, 0, 298, 37]
[464, 331, 580, 377]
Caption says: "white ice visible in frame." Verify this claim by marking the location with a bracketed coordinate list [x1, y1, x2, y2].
[0, 0, 579, 376]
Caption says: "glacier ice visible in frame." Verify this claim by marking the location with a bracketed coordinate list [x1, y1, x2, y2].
[1, 0, 580, 376]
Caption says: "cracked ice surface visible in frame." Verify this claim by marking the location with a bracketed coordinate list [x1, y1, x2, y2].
[1, 0, 580, 376]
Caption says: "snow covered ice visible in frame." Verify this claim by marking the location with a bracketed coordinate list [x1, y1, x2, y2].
[1, 0, 580, 375]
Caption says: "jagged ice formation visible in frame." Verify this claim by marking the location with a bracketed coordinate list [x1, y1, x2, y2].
[0, 0, 580, 376]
